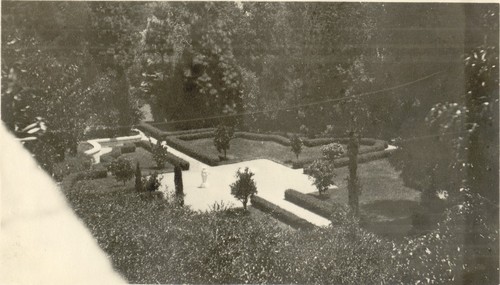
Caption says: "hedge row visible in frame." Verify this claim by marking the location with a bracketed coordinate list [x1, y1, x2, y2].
[134, 140, 190, 170]
[100, 147, 122, 165]
[235, 132, 291, 146]
[284, 189, 347, 224]
[136, 122, 216, 139]
[84, 126, 135, 140]
[121, 143, 136, 154]
[250, 195, 315, 230]
[177, 131, 215, 141]
[295, 149, 392, 169]
[74, 166, 108, 181]
[164, 136, 219, 166]
[135, 123, 169, 140]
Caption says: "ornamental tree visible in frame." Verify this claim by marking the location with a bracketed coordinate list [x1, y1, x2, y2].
[214, 125, 234, 159]
[290, 135, 303, 160]
[306, 159, 336, 196]
[230, 167, 257, 210]
[153, 140, 169, 169]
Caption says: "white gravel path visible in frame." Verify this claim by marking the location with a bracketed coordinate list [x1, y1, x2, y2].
[140, 133, 332, 227]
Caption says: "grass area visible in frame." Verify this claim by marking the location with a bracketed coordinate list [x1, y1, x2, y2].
[307, 159, 421, 239]
[119, 147, 175, 174]
[183, 137, 369, 166]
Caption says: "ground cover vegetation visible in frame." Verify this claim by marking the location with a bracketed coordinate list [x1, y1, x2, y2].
[3, 2, 498, 284]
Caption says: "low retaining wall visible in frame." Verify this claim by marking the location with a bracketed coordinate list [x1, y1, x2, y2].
[84, 129, 142, 164]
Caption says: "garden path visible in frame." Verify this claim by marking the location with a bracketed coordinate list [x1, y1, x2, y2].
[139, 132, 332, 227]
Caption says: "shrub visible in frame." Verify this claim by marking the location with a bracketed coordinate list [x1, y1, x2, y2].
[143, 172, 161, 192]
[100, 147, 122, 165]
[321, 143, 345, 161]
[135, 162, 143, 192]
[121, 143, 136, 154]
[250, 196, 315, 230]
[305, 160, 336, 195]
[152, 140, 169, 169]
[214, 125, 234, 159]
[108, 158, 134, 185]
[230, 167, 258, 210]
[53, 153, 93, 181]
[290, 135, 303, 159]
[74, 165, 108, 181]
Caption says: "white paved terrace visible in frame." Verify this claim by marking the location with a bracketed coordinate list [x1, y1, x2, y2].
[141, 133, 332, 227]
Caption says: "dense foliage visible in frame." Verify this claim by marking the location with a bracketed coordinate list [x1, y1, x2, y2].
[213, 125, 234, 159]
[64, 176, 498, 284]
[230, 167, 257, 210]
[290, 135, 303, 159]
[152, 140, 169, 169]
[108, 158, 135, 185]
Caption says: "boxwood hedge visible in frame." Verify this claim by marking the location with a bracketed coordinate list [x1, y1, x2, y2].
[250, 195, 315, 230]
[284, 189, 347, 224]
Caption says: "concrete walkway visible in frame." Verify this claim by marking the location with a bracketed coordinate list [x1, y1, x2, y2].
[140, 133, 332, 227]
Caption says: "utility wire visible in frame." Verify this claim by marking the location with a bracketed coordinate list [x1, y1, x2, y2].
[149, 68, 447, 126]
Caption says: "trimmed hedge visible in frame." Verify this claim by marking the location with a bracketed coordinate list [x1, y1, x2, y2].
[299, 149, 392, 170]
[165, 136, 220, 166]
[84, 126, 135, 140]
[135, 140, 153, 152]
[235, 132, 291, 146]
[177, 131, 215, 141]
[165, 153, 190, 170]
[121, 143, 136, 154]
[250, 195, 315, 230]
[136, 122, 216, 138]
[284, 189, 347, 224]
[135, 123, 169, 140]
[100, 147, 122, 165]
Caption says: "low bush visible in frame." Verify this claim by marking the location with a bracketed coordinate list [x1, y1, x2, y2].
[100, 147, 122, 165]
[121, 143, 136, 154]
[165, 136, 220, 166]
[177, 131, 215, 141]
[284, 189, 348, 223]
[250, 195, 314, 230]
[53, 153, 93, 181]
[74, 165, 108, 181]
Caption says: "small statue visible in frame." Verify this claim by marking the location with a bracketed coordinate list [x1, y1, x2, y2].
[200, 168, 209, 188]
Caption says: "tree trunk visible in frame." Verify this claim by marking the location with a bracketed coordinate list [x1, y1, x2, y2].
[224, 149, 227, 159]
[243, 197, 248, 210]
[347, 131, 360, 217]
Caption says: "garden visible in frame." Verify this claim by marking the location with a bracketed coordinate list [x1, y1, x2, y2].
[3, 2, 499, 284]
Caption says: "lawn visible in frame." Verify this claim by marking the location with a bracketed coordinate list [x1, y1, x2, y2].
[307, 159, 421, 239]
[119, 147, 175, 174]
[183, 137, 370, 166]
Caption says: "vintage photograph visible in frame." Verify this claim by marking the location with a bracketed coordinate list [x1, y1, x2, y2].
[1, 1, 499, 284]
